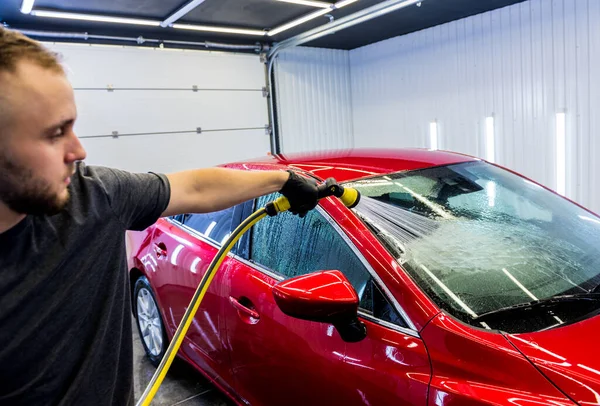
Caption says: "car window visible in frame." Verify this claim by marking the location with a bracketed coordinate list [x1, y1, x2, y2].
[349, 161, 600, 333]
[361, 279, 407, 327]
[251, 194, 373, 311]
[227, 201, 254, 257]
[182, 207, 235, 246]
[170, 214, 186, 223]
[447, 179, 552, 222]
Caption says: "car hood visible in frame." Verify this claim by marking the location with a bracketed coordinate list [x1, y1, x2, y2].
[506, 316, 600, 405]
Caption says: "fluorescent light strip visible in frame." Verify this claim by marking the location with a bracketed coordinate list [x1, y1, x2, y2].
[29, 0, 355, 38]
[486, 182, 496, 208]
[20, 0, 35, 14]
[322, 0, 418, 34]
[385, 177, 453, 219]
[578, 364, 600, 376]
[485, 116, 495, 163]
[429, 121, 438, 150]
[31, 10, 161, 26]
[161, 0, 207, 27]
[502, 268, 537, 301]
[172, 23, 267, 36]
[334, 0, 359, 7]
[502, 267, 563, 324]
[579, 215, 600, 225]
[170, 244, 184, 266]
[556, 112, 566, 196]
[190, 257, 201, 274]
[420, 264, 478, 318]
[31, 9, 265, 36]
[268, 8, 329, 36]
[204, 221, 217, 237]
[268, 0, 357, 36]
[276, 0, 334, 8]
[510, 335, 567, 361]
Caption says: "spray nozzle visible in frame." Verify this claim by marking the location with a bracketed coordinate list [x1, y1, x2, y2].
[317, 178, 361, 209]
[267, 177, 361, 216]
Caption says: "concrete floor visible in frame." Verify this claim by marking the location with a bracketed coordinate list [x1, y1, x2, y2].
[132, 318, 234, 406]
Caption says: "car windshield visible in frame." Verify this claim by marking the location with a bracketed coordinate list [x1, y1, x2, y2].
[346, 161, 600, 333]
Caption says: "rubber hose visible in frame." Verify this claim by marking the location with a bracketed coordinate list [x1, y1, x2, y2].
[136, 188, 359, 405]
[136, 207, 268, 406]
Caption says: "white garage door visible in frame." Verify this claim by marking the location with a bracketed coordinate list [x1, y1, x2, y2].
[47, 43, 271, 174]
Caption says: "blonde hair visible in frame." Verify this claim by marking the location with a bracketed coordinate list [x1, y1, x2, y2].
[0, 27, 64, 74]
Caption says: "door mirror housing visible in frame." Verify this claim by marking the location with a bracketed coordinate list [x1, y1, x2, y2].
[272, 270, 367, 342]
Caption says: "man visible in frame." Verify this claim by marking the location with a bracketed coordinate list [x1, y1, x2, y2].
[0, 28, 318, 405]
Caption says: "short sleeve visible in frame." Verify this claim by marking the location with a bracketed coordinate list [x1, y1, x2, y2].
[82, 164, 171, 231]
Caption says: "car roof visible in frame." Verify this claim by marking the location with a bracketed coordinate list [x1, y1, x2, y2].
[236, 148, 478, 182]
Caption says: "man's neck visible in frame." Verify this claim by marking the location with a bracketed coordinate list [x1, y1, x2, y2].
[0, 202, 26, 234]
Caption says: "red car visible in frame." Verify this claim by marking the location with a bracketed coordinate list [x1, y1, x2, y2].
[127, 149, 600, 406]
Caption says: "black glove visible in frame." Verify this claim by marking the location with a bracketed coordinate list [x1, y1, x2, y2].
[279, 170, 319, 217]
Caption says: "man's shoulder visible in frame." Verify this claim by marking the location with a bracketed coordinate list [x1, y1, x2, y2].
[65, 164, 117, 218]
[69, 162, 171, 231]
[74, 162, 125, 181]
[74, 162, 167, 187]
[72, 163, 141, 196]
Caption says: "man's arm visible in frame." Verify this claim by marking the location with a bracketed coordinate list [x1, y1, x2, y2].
[162, 168, 292, 217]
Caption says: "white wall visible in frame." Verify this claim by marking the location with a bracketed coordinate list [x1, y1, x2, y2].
[275, 46, 353, 153]
[350, 0, 600, 211]
[275, 0, 600, 212]
[46, 43, 271, 174]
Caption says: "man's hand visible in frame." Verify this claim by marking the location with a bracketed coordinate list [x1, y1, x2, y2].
[279, 170, 319, 217]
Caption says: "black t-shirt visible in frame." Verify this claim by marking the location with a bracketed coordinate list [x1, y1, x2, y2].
[0, 163, 171, 405]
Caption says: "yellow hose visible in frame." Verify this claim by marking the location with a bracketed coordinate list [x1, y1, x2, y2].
[136, 187, 359, 405]
[136, 198, 288, 406]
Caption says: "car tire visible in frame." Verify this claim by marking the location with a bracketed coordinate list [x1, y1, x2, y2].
[134, 276, 168, 367]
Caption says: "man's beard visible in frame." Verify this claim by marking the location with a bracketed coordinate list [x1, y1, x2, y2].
[0, 153, 71, 216]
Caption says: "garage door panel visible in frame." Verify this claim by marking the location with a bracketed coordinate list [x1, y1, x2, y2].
[49, 43, 265, 89]
[80, 129, 270, 173]
[42, 43, 269, 172]
[74, 90, 268, 137]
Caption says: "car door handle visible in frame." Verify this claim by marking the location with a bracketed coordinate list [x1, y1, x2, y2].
[229, 296, 260, 319]
[153, 242, 167, 258]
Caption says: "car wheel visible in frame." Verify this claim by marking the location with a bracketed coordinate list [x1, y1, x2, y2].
[134, 276, 168, 367]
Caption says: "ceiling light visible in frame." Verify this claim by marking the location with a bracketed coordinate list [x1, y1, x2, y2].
[271, 0, 420, 51]
[486, 182, 496, 208]
[556, 112, 566, 196]
[276, 0, 333, 8]
[30, 10, 161, 26]
[172, 23, 267, 36]
[268, 9, 329, 36]
[429, 121, 438, 150]
[334, 0, 358, 7]
[485, 116, 495, 163]
[330, 0, 419, 33]
[268, 0, 356, 36]
[20, 0, 35, 14]
[161, 0, 207, 28]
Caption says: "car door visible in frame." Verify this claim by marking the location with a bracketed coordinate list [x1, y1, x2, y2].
[150, 204, 243, 392]
[223, 194, 430, 405]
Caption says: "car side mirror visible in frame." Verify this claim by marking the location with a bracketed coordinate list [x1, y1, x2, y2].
[272, 270, 367, 343]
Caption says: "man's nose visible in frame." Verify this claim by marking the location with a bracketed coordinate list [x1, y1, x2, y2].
[65, 131, 87, 163]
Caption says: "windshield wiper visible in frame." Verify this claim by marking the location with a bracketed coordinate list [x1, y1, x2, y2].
[473, 293, 600, 323]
